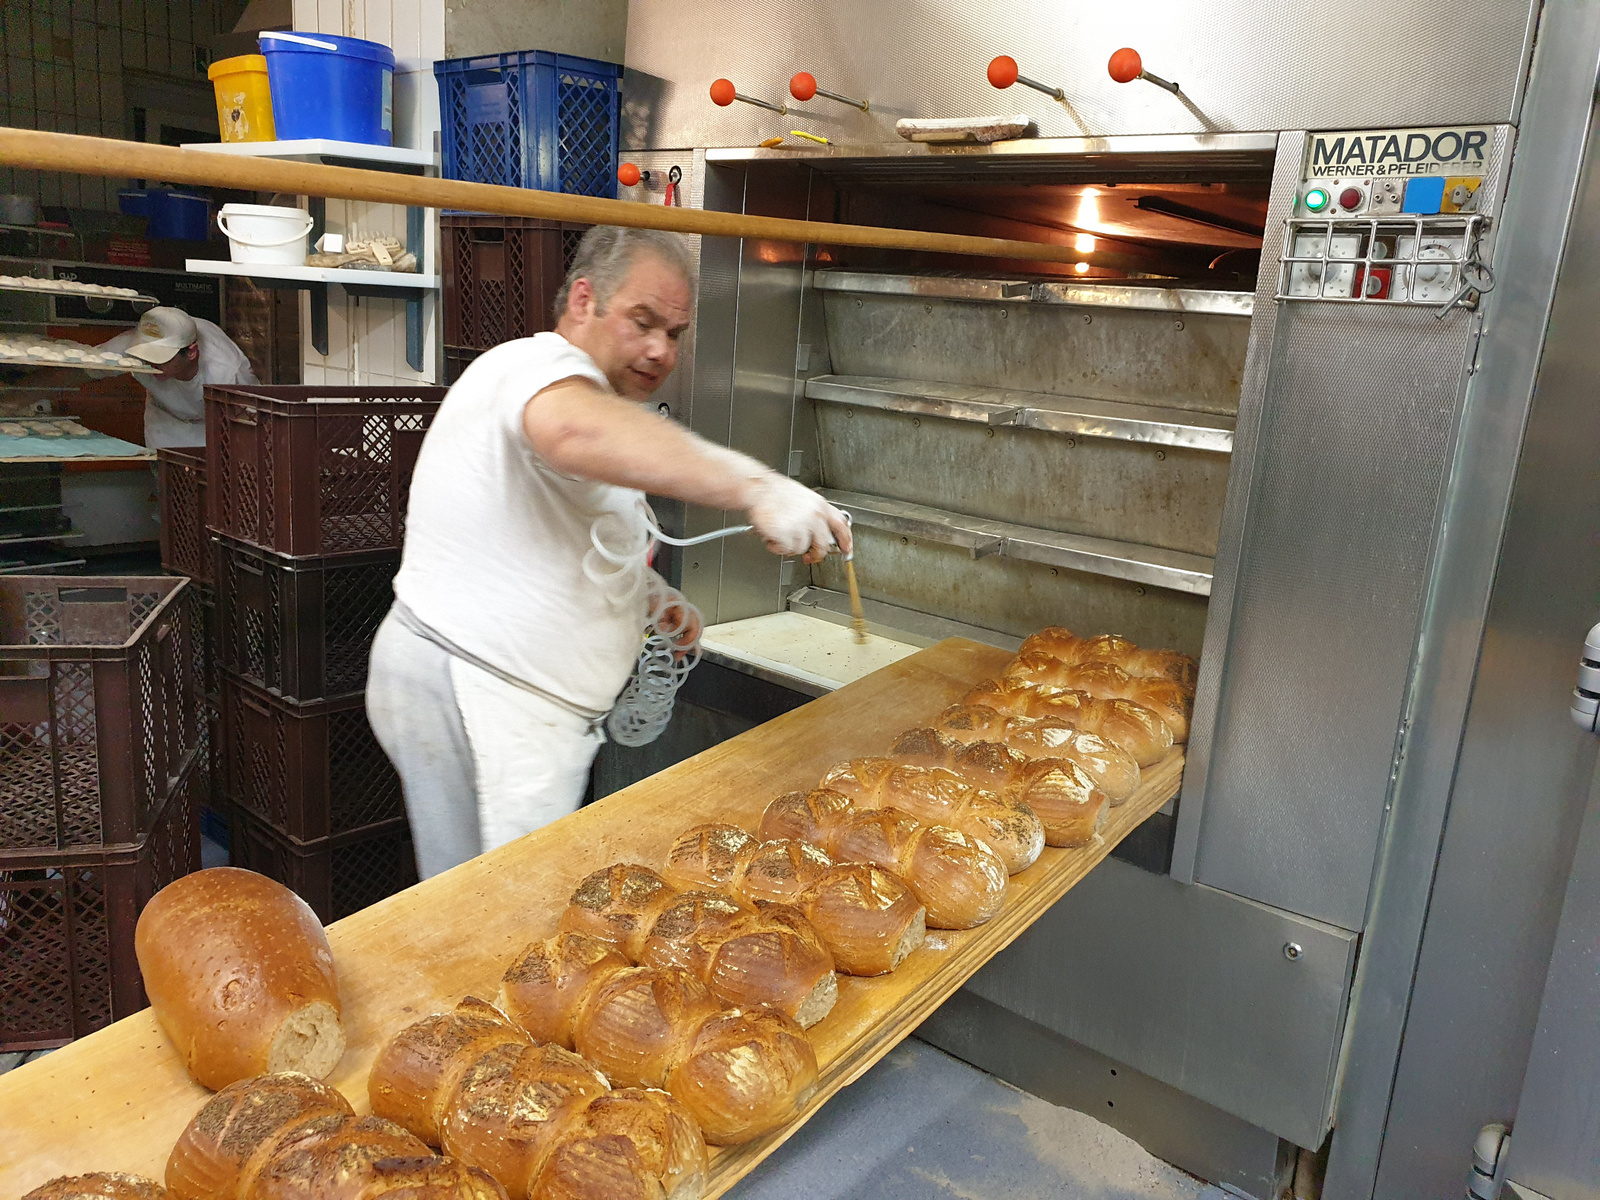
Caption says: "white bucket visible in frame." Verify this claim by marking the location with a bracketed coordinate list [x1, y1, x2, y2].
[217, 203, 314, 265]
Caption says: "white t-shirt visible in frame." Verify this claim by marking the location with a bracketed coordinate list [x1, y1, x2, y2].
[97, 318, 257, 449]
[393, 332, 650, 716]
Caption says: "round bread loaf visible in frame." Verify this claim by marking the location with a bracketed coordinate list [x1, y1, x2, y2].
[664, 1008, 818, 1146]
[930, 704, 1011, 745]
[704, 904, 837, 1028]
[439, 1042, 610, 1199]
[798, 864, 925, 976]
[757, 788, 854, 845]
[559, 865, 680, 960]
[638, 893, 754, 980]
[167, 1072, 352, 1200]
[23, 1174, 168, 1200]
[533, 1088, 707, 1200]
[659, 824, 757, 893]
[573, 967, 721, 1090]
[993, 722, 1141, 802]
[247, 1114, 433, 1200]
[729, 839, 834, 906]
[368, 998, 533, 1146]
[134, 868, 345, 1090]
[499, 934, 630, 1050]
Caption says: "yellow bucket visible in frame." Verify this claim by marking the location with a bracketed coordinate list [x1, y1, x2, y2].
[208, 54, 275, 142]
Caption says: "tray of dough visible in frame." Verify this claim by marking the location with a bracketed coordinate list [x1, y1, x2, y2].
[0, 333, 157, 372]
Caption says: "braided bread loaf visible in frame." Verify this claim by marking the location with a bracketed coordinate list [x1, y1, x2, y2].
[961, 680, 1173, 766]
[1018, 627, 1198, 688]
[1001, 655, 1192, 742]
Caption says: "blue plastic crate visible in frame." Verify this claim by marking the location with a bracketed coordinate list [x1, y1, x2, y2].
[435, 50, 622, 200]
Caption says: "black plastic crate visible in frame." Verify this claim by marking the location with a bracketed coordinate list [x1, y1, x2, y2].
[219, 671, 405, 843]
[230, 807, 416, 924]
[1, 749, 202, 1051]
[1, 576, 200, 852]
[205, 385, 446, 558]
[157, 447, 210, 584]
[213, 537, 397, 704]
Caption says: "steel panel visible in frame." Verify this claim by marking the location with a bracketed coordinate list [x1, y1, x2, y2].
[1505, 765, 1600, 1200]
[958, 856, 1357, 1150]
[624, 0, 1535, 147]
[812, 526, 1210, 658]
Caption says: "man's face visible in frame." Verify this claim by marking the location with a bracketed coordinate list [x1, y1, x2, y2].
[155, 343, 200, 382]
[561, 254, 691, 401]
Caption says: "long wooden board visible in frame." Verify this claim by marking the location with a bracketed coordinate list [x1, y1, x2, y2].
[0, 638, 1182, 1196]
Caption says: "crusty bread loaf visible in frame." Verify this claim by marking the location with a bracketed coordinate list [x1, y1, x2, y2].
[659, 825, 757, 894]
[729, 838, 835, 906]
[134, 868, 345, 1090]
[368, 998, 533, 1147]
[572, 967, 722, 1090]
[757, 788, 854, 846]
[1003, 655, 1192, 741]
[702, 903, 837, 1028]
[23, 1174, 168, 1200]
[167, 1072, 352, 1200]
[961, 681, 1174, 766]
[638, 892, 754, 979]
[559, 865, 680, 960]
[330, 1156, 508, 1199]
[664, 1008, 818, 1146]
[438, 1042, 610, 1200]
[499, 934, 631, 1050]
[246, 1113, 435, 1200]
[891, 724, 1139, 805]
[1018, 627, 1198, 688]
[828, 807, 1008, 929]
[798, 864, 926, 976]
[820, 758, 1044, 874]
[532, 1089, 707, 1200]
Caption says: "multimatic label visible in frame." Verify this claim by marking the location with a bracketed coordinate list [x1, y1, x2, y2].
[1306, 127, 1491, 179]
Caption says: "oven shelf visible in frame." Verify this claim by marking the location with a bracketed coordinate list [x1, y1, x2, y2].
[805, 374, 1234, 452]
[820, 487, 1215, 596]
[812, 270, 1254, 317]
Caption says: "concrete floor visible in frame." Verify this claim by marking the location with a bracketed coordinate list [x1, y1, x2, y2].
[734, 1038, 1212, 1200]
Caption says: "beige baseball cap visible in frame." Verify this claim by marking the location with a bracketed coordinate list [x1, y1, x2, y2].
[125, 306, 199, 364]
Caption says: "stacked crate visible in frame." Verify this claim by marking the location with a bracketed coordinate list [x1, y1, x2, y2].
[204, 385, 447, 922]
[0, 575, 202, 1050]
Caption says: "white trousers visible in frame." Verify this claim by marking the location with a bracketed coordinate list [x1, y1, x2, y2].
[366, 608, 603, 879]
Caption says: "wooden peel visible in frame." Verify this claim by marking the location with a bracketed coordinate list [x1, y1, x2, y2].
[0, 128, 1140, 270]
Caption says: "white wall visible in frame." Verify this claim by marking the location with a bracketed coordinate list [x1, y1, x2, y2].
[442, 0, 628, 63]
[290, 0, 445, 385]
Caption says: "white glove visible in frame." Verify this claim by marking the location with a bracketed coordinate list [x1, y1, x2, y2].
[745, 473, 852, 560]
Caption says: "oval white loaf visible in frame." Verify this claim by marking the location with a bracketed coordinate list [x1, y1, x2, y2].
[134, 868, 345, 1090]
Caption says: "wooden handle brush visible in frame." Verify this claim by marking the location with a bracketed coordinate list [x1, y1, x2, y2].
[842, 514, 867, 644]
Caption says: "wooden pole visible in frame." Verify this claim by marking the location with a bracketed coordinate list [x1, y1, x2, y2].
[0, 128, 1130, 269]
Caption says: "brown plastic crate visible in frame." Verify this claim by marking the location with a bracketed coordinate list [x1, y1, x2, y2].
[441, 214, 588, 351]
[219, 671, 405, 842]
[229, 807, 416, 924]
[1, 577, 200, 853]
[157, 447, 210, 584]
[205, 384, 447, 558]
[213, 537, 398, 704]
[1, 749, 202, 1051]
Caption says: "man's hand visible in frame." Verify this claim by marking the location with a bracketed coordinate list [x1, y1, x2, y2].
[744, 475, 852, 564]
[647, 573, 703, 660]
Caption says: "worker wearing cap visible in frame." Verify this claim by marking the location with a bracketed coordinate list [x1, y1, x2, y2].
[367, 225, 851, 879]
[92, 306, 257, 448]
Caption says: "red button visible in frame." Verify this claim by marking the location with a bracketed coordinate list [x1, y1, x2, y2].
[1339, 187, 1364, 210]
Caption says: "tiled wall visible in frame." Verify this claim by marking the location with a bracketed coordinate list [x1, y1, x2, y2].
[292, 0, 444, 385]
[0, 0, 247, 212]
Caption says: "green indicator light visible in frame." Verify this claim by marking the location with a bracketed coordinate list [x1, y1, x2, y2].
[1304, 187, 1330, 212]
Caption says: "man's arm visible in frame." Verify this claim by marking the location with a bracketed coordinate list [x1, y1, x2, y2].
[523, 377, 851, 561]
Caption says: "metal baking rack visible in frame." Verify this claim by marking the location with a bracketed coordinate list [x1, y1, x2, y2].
[0, 276, 159, 308]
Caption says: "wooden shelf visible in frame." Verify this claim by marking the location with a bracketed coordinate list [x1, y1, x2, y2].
[0, 639, 1182, 1199]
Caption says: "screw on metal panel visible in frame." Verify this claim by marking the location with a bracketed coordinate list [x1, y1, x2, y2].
[986, 428, 996, 438]
[658, 402, 671, 415]
[1134, 585, 1146, 596]
[924, 304, 932, 312]
[1050, 568, 1059, 577]
[1083, 314, 1093, 324]
[1064, 437, 1076, 448]
[692, 561, 700, 570]
[845, 408, 853, 418]
[855, 299, 862, 307]
[900, 536, 909, 545]
[1000, 308, 1008, 318]
[1284, 942, 1304, 961]
[1174, 319, 1185, 330]
[1155, 449, 1166, 460]
[912, 417, 921, 427]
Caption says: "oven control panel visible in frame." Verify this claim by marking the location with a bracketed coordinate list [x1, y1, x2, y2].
[1280, 126, 1493, 308]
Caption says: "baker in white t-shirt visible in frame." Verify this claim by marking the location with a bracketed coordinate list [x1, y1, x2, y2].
[93, 306, 258, 448]
[368, 226, 851, 879]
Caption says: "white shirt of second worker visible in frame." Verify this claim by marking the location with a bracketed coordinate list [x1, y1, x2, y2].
[393, 332, 653, 716]
[96, 317, 258, 449]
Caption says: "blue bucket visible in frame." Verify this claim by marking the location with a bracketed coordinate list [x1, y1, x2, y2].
[146, 190, 212, 241]
[259, 30, 395, 146]
[117, 189, 149, 217]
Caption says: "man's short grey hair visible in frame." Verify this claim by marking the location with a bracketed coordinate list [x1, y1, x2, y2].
[553, 225, 694, 320]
